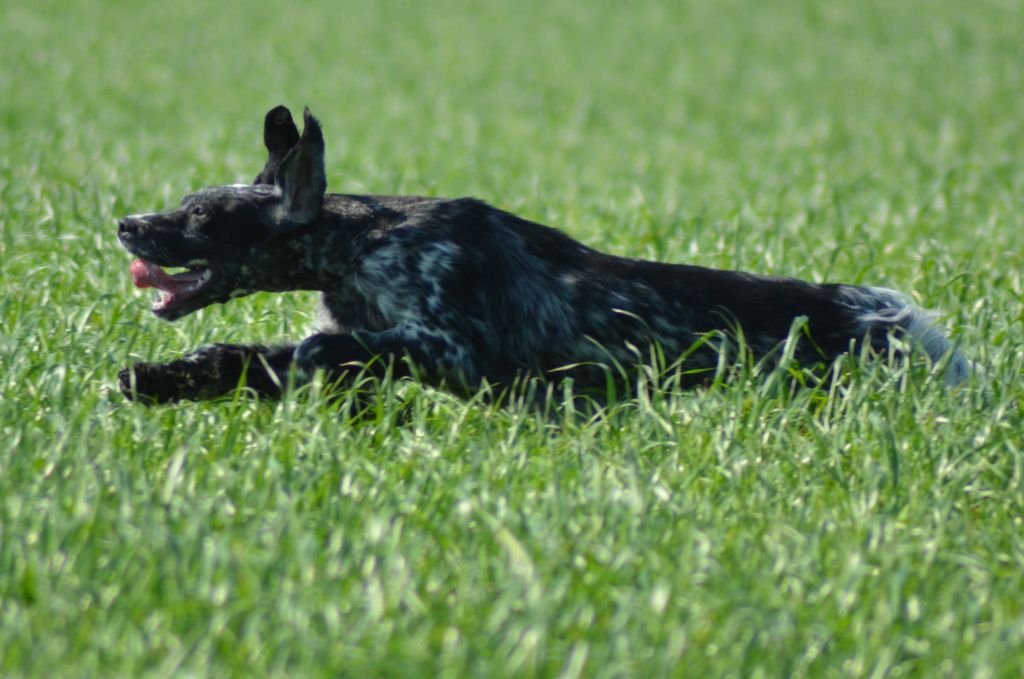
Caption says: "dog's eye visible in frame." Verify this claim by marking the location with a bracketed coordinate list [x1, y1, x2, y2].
[192, 206, 206, 217]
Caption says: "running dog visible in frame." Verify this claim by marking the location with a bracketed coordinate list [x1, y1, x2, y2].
[116, 106, 969, 403]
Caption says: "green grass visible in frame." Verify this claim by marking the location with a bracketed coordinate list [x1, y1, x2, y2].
[2, 0, 1023, 676]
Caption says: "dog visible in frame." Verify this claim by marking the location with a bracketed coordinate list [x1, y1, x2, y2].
[116, 106, 970, 404]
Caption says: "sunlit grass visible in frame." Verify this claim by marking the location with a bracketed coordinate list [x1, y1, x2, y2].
[1, 0, 1023, 676]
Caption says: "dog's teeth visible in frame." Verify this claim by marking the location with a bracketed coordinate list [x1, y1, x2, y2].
[151, 290, 173, 310]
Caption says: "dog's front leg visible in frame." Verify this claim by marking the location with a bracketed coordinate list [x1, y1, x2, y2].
[294, 326, 480, 389]
[119, 343, 296, 403]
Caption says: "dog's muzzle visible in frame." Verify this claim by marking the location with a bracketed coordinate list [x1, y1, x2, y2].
[117, 217, 145, 243]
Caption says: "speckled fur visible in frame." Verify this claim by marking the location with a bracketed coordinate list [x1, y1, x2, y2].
[116, 106, 969, 404]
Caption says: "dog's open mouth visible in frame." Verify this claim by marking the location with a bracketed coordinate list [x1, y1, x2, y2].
[130, 259, 215, 316]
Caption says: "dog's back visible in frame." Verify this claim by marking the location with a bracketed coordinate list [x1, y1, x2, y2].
[321, 196, 970, 388]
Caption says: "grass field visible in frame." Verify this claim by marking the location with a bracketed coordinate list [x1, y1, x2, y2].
[2, 0, 1023, 676]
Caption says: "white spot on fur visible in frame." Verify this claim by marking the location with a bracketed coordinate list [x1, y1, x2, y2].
[358, 243, 418, 324]
[313, 298, 344, 334]
[417, 241, 459, 278]
[418, 241, 459, 312]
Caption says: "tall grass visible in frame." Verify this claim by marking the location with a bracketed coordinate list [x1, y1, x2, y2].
[1, 0, 1022, 675]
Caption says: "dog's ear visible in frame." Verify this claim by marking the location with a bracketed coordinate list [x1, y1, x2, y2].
[272, 107, 327, 226]
[254, 105, 300, 185]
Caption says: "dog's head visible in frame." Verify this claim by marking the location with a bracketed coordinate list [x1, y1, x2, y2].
[117, 106, 326, 320]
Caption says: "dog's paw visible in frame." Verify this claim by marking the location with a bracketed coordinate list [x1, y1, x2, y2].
[118, 362, 192, 404]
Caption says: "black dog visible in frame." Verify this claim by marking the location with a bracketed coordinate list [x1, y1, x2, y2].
[117, 106, 969, 403]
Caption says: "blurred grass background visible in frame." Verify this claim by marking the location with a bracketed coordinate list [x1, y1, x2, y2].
[1, 0, 1023, 676]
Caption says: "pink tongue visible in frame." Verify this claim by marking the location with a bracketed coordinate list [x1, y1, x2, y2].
[130, 259, 178, 290]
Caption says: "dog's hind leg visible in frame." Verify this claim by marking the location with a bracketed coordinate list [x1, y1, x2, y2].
[119, 343, 297, 403]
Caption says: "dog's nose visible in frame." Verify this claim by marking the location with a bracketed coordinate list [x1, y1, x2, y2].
[118, 218, 136, 236]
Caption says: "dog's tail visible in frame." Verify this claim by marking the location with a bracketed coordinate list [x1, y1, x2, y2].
[836, 285, 971, 386]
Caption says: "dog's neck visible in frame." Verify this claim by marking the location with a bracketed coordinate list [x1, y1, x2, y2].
[242, 216, 365, 294]
[237, 194, 407, 294]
